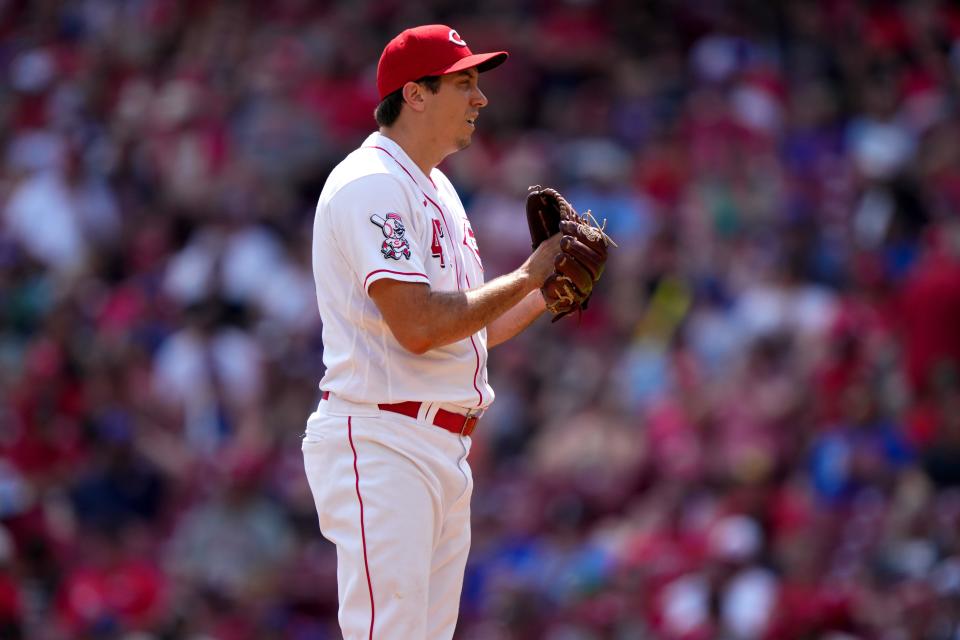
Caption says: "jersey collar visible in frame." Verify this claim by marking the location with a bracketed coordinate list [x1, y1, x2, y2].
[364, 132, 439, 195]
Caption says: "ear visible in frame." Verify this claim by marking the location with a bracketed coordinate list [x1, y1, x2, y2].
[402, 81, 428, 113]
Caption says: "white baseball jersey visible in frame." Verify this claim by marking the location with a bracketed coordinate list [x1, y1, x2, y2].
[312, 132, 493, 409]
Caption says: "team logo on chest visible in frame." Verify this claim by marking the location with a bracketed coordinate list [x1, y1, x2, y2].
[370, 213, 411, 260]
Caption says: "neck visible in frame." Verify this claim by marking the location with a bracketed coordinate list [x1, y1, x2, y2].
[379, 123, 446, 178]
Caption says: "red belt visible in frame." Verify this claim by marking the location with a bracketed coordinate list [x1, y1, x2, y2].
[321, 391, 480, 437]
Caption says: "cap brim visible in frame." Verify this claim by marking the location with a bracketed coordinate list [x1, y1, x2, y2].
[435, 51, 508, 77]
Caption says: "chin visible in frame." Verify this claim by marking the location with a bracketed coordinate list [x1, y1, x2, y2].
[455, 136, 472, 151]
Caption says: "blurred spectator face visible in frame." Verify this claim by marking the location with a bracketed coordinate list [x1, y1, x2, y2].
[842, 382, 874, 426]
[63, 144, 84, 184]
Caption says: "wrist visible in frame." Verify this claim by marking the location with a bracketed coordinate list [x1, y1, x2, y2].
[518, 263, 539, 292]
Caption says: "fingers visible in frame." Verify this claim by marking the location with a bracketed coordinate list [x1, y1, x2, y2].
[558, 220, 581, 236]
[534, 233, 562, 263]
[543, 232, 563, 253]
[560, 237, 606, 280]
[527, 232, 563, 285]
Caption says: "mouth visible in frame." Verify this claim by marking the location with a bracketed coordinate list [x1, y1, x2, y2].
[466, 115, 478, 128]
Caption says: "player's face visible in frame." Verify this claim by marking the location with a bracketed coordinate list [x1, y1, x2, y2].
[428, 69, 488, 152]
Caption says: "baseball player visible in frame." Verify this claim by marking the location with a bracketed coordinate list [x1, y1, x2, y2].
[302, 24, 564, 639]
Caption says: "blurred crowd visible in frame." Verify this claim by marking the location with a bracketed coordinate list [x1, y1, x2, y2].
[1, 0, 960, 638]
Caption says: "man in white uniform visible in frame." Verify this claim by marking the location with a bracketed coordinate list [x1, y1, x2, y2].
[302, 24, 563, 639]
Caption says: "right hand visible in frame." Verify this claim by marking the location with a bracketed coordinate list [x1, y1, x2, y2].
[522, 232, 563, 287]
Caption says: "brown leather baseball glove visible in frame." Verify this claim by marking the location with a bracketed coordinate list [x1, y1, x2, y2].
[526, 186, 614, 321]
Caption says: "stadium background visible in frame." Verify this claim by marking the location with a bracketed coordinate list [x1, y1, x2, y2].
[2, 0, 960, 638]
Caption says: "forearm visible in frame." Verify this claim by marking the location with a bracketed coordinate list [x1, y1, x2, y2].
[487, 289, 546, 348]
[370, 233, 563, 354]
[397, 269, 537, 353]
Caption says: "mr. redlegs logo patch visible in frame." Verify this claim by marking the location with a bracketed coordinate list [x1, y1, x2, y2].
[370, 213, 411, 260]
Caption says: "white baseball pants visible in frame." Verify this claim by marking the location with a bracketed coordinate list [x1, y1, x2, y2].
[302, 397, 474, 639]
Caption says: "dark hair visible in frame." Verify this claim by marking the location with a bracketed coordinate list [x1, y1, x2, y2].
[374, 76, 441, 127]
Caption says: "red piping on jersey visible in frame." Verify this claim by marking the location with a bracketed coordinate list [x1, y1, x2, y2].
[462, 271, 485, 408]
[467, 335, 484, 407]
[364, 143, 483, 407]
[348, 417, 375, 639]
[363, 268, 428, 291]
[364, 144, 436, 189]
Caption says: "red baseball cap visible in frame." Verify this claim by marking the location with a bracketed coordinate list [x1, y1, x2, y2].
[376, 24, 508, 100]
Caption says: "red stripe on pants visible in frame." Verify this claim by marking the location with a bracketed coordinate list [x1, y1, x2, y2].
[348, 417, 375, 639]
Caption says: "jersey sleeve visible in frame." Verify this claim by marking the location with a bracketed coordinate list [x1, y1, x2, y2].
[327, 174, 431, 293]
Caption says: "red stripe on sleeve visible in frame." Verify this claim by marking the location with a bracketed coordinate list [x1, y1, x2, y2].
[363, 269, 429, 291]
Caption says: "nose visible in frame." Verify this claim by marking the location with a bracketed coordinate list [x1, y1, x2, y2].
[472, 86, 488, 109]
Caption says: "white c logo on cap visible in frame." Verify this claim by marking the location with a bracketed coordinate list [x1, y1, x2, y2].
[448, 29, 467, 46]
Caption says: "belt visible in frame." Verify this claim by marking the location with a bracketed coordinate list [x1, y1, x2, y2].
[321, 391, 481, 437]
